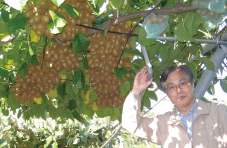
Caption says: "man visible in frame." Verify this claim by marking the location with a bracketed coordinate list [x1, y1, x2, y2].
[122, 65, 227, 148]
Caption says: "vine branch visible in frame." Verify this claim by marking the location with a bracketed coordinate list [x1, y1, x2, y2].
[0, 36, 17, 46]
[0, 49, 13, 54]
[87, 5, 199, 35]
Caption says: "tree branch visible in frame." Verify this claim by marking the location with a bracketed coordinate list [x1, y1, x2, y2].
[0, 36, 17, 46]
[0, 49, 13, 54]
[87, 5, 199, 35]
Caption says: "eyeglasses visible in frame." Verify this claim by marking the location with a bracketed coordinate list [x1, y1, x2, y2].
[166, 81, 190, 92]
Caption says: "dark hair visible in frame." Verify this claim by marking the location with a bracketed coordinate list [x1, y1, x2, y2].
[160, 65, 195, 92]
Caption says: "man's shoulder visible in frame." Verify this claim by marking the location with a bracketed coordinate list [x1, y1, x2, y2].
[198, 99, 227, 114]
[156, 110, 176, 121]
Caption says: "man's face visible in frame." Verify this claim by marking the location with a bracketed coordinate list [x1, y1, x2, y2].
[165, 69, 195, 113]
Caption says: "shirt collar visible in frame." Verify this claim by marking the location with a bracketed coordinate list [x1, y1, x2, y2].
[177, 99, 198, 118]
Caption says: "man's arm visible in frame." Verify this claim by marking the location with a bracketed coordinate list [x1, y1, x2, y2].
[122, 92, 161, 145]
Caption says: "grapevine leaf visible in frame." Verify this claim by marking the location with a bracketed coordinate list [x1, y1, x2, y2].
[220, 78, 227, 93]
[63, 4, 79, 19]
[52, 141, 58, 148]
[30, 30, 40, 43]
[200, 57, 215, 71]
[5, 0, 28, 10]
[96, 107, 106, 118]
[83, 56, 89, 70]
[186, 62, 197, 81]
[44, 136, 53, 148]
[109, 0, 124, 9]
[51, 0, 65, 7]
[174, 19, 197, 43]
[0, 139, 7, 147]
[144, 90, 157, 101]
[87, 0, 99, 14]
[9, 13, 28, 31]
[207, 83, 215, 95]
[73, 33, 90, 52]
[31, 55, 39, 65]
[41, 93, 49, 109]
[57, 83, 66, 98]
[18, 62, 28, 77]
[66, 82, 75, 97]
[72, 110, 83, 122]
[185, 12, 201, 36]
[89, 90, 98, 103]
[0, 68, 9, 78]
[72, 70, 85, 89]
[1, 9, 10, 23]
[114, 67, 127, 79]
[110, 107, 120, 121]
[68, 99, 77, 110]
[120, 81, 131, 97]
[81, 130, 88, 143]
[48, 10, 67, 34]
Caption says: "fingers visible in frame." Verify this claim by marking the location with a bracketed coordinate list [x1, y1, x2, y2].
[141, 66, 147, 73]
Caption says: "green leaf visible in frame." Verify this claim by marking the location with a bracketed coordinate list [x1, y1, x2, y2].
[110, 107, 120, 121]
[207, 83, 215, 95]
[31, 55, 39, 65]
[51, 0, 65, 7]
[120, 81, 131, 97]
[114, 67, 127, 79]
[220, 79, 227, 93]
[52, 141, 58, 148]
[174, 19, 197, 43]
[186, 62, 197, 81]
[138, 27, 156, 46]
[200, 57, 215, 71]
[63, 4, 79, 19]
[5, 0, 28, 10]
[66, 82, 75, 97]
[184, 12, 201, 36]
[73, 33, 90, 52]
[18, 62, 28, 77]
[41, 93, 49, 109]
[9, 13, 28, 31]
[81, 130, 88, 143]
[143, 90, 157, 101]
[0, 139, 7, 147]
[1, 9, 10, 23]
[83, 56, 89, 70]
[141, 95, 151, 109]
[89, 90, 98, 103]
[57, 83, 66, 98]
[87, 0, 99, 14]
[109, 0, 124, 9]
[44, 136, 53, 148]
[72, 110, 83, 122]
[0, 68, 9, 78]
[68, 99, 77, 110]
[72, 70, 85, 89]
[48, 10, 67, 34]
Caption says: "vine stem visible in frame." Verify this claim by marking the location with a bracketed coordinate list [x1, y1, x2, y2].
[87, 5, 199, 35]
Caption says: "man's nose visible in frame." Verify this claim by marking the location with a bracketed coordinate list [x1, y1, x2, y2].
[176, 85, 182, 93]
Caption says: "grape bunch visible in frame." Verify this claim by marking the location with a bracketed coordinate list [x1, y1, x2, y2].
[36, 41, 83, 71]
[25, 0, 97, 40]
[144, 15, 169, 25]
[199, 9, 224, 20]
[10, 64, 61, 104]
[85, 23, 133, 108]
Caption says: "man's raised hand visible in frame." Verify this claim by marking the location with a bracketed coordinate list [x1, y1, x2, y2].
[132, 66, 153, 95]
